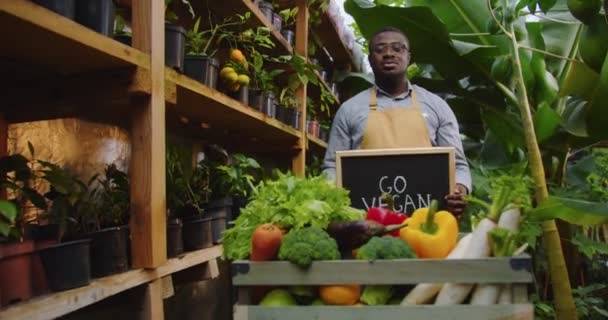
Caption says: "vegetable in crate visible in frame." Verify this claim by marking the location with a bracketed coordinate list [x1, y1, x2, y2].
[222, 172, 364, 260]
[355, 237, 416, 305]
[400, 199, 458, 258]
[259, 289, 297, 306]
[366, 193, 408, 237]
[250, 223, 284, 261]
[327, 220, 408, 252]
[278, 226, 340, 268]
[355, 236, 416, 260]
[319, 284, 361, 305]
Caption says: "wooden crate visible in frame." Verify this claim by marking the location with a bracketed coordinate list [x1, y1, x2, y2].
[231, 256, 534, 320]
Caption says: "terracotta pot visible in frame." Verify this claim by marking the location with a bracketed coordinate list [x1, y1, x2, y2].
[0, 240, 34, 306]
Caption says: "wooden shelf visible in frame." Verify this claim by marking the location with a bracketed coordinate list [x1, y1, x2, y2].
[0, 0, 150, 75]
[166, 69, 302, 152]
[307, 134, 328, 153]
[203, 0, 293, 56]
[316, 12, 355, 70]
[0, 245, 222, 320]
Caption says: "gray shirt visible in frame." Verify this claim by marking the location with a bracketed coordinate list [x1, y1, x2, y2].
[321, 84, 472, 192]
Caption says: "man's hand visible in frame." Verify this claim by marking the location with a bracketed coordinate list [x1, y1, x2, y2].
[445, 183, 468, 217]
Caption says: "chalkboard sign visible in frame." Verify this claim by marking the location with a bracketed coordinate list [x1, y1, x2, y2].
[336, 147, 455, 213]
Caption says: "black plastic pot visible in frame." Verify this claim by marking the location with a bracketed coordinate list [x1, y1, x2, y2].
[184, 55, 219, 88]
[281, 29, 295, 47]
[167, 219, 183, 258]
[165, 24, 186, 72]
[276, 105, 288, 124]
[75, 0, 114, 36]
[231, 195, 248, 220]
[249, 89, 264, 110]
[84, 226, 129, 278]
[232, 85, 249, 105]
[182, 218, 213, 251]
[257, 2, 274, 23]
[272, 13, 282, 32]
[206, 197, 233, 244]
[114, 34, 132, 46]
[262, 92, 276, 118]
[38, 239, 91, 292]
[33, 0, 76, 19]
[290, 110, 302, 130]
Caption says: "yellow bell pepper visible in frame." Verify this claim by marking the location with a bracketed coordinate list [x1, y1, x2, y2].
[399, 200, 458, 258]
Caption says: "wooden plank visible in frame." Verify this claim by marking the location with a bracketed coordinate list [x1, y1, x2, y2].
[307, 134, 328, 153]
[138, 279, 164, 320]
[0, 0, 149, 74]
[165, 69, 301, 145]
[232, 257, 533, 286]
[1, 68, 150, 124]
[291, 0, 309, 176]
[235, 305, 534, 320]
[130, 0, 166, 269]
[0, 245, 222, 320]
[513, 284, 528, 303]
[161, 276, 175, 299]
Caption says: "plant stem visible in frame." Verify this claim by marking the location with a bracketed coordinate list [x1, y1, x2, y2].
[518, 45, 578, 62]
[487, 0, 512, 38]
[421, 199, 439, 234]
[509, 21, 578, 319]
[449, 32, 492, 37]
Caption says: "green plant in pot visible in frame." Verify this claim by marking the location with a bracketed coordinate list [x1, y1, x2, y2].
[113, 7, 132, 46]
[184, 12, 250, 89]
[166, 144, 213, 252]
[208, 151, 262, 240]
[72, 164, 131, 278]
[0, 148, 48, 306]
[36, 161, 98, 292]
[277, 54, 319, 128]
[164, 0, 194, 71]
[277, 6, 298, 45]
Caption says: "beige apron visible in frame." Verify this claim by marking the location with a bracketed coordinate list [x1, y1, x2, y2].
[360, 87, 432, 149]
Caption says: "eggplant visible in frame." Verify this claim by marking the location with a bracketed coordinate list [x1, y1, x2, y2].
[326, 220, 408, 252]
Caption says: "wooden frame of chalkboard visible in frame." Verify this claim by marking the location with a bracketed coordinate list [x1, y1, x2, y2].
[335, 147, 456, 212]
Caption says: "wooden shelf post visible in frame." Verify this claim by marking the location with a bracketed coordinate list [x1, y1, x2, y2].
[130, 0, 167, 269]
[292, 0, 309, 176]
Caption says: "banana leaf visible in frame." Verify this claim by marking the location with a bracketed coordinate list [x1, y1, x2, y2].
[529, 196, 608, 225]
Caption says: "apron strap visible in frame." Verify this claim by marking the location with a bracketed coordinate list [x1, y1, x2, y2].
[369, 87, 378, 110]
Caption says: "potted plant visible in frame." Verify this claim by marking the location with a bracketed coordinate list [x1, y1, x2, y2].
[0, 151, 48, 306]
[166, 144, 213, 253]
[73, 164, 130, 278]
[248, 51, 283, 117]
[113, 8, 132, 46]
[185, 13, 250, 89]
[33, 0, 76, 20]
[277, 6, 298, 47]
[306, 101, 320, 137]
[319, 119, 331, 142]
[207, 151, 262, 242]
[277, 54, 320, 128]
[35, 161, 96, 292]
[164, 0, 194, 71]
[75, 0, 115, 37]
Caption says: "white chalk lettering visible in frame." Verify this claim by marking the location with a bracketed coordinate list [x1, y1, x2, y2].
[393, 194, 404, 212]
[361, 197, 376, 210]
[417, 194, 432, 208]
[404, 194, 416, 213]
[379, 176, 392, 193]
[394, 176, 407, 194]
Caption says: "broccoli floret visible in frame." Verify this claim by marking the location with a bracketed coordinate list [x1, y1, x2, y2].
[278, 226, 340, 268]
[356, 236, 416, 260]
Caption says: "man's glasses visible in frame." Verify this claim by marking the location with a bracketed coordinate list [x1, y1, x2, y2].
[372, 42, 409, 55]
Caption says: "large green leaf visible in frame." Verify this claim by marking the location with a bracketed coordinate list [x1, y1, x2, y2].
[586, 51, 608, 138]
[0, 199, 17, 237]
[560, 61, 600, 100]
[530, 196, 608, 225]
[344, 0, 484, 80]
[534, 103, 561, 143]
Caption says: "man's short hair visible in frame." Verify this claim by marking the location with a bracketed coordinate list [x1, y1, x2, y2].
[368, 26, 410, 52]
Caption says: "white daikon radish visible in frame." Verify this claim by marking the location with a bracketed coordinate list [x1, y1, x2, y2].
[435, 175, 530, 306]
[470, 208, 521, 305]
[401, 233, 472, 305]
[434, 219, 496, 305]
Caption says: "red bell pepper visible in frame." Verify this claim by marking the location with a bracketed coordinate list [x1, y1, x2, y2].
[365, 194, 408, 237]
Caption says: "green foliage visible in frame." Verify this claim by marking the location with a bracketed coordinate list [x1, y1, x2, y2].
[214, 153, 262, 198]
[0, 200, 17, 238]
[355, 236, 417, 260]
[278, 7, 298, 29]
[185, 13, 250, 57]
[222, 172, 364, 260]
[95, 164, 130, 229]
[278, 226, 340, 268]
[276, 54, 319, 108]
[164, 0, 194, 23]
[166, 143, 210, 217]
[360, 285, 393, 305]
